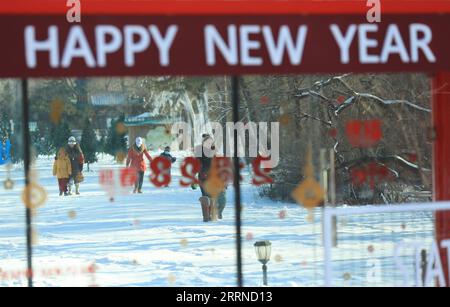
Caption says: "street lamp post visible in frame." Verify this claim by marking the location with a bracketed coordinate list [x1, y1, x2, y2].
[254, 240, 272, 286]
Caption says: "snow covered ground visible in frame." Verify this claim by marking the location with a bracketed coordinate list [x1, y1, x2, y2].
[0, 153, 436, 287]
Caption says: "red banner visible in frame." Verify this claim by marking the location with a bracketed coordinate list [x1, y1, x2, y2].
[0, 14, 449, 77]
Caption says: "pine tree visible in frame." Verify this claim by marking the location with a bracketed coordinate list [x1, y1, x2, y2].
[30, 125, 53, 156]
[98, 134, 106, 154]
[105, 114, 127, 158]
[80, 118, 98, 171]
[50, 121, 72, 153]
[0, 82, 14, 143]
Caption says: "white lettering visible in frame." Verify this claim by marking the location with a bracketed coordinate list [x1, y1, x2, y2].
[204, 25, 238, 65]
[366, 0, 381, 23]
[61, 26, 96, 68]
[240, 25, 262, 66]
[124, 25, 150, 67]
[330, 24, 357, 64]
[425, 241, 446, 287]
[25, 26, 59, 68]
[380, 25, 410, 63]
[148, 25, 178, 66]
[410, 23, 436, 63]
[66, 0, 81, 23]
[96, 25, 123, 67]
[359, 24, 380, 64]
[262, 25, 308, 65]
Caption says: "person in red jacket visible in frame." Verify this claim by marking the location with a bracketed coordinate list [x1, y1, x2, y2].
[126, 137, 152, 193]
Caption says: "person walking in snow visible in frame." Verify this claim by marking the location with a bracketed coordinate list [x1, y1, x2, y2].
[159, 146, 176, 187]
[64, 136, 84, 195]
[53, 148, 72, 196]
[195, 134, 227, 222]
[126, 137, 152, 193]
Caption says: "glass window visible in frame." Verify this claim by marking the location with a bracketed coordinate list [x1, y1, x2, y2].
[1, 73, 445, 287]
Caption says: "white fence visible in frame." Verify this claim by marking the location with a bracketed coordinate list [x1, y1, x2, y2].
[323, 202, 450, 287]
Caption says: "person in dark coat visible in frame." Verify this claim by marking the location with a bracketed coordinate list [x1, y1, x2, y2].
[159, 146, 176, 187]
[65, 136, 85, 195]
[195, 134, 227, 222]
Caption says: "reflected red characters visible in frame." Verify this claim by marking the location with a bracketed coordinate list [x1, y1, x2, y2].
[99, 156, 275, 189]
[350, 162, 394, 190]
[345, 119, 382, 148]
[120, 168, 138, 187]
[99, 168, 138, 194]
[150, 156, 172, 187]
[180, 157, 200, 187]
[252, 155, 273, 186]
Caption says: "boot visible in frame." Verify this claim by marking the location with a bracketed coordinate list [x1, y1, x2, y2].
[209, 198, 218, 221]
[75, 184, 80, 195]
[217, 192, 226, 219]
[218, 203, 225, 219]
[68, 184, 73, 196]
[199, 196, 210, 222]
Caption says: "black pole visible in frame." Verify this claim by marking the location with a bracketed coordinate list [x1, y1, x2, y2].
[262, 264, 268, 286]
[21, 79, 33, 287]
[232, 76, 243, 287]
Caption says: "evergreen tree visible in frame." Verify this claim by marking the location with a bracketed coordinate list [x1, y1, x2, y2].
[30, 125, 53, 157]
[98, 134, 107, 154]
[80, 118, 98, 171]
[0, 82, 14, 142]
[50, 121, 72, 153]
[105, 114, 127, 157]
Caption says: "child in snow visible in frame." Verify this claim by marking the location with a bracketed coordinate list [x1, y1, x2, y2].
[53, 148, 72, 196]
[159, 146, 176, 187]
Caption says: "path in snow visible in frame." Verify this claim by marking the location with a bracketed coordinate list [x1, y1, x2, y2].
[0, 153, 435, 287]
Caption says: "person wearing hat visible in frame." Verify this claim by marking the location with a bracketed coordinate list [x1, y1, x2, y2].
[126, 137, 153, 193]
[64, 136, 85, 195]
[159, 146, 176, 187]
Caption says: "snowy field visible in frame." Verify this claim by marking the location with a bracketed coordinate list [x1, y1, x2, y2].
[0, 153, 437, 287]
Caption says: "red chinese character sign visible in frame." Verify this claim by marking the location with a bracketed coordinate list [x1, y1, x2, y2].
[99, 168, 137, 200]
[345, 119, 382, 148]
[350, 162, 394, 190]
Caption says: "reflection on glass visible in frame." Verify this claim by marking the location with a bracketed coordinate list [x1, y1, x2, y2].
[0, 73, 443, 287]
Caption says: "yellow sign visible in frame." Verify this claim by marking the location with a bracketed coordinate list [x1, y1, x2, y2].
[291, 144, 325, 209]
[22, 183, 47, 209]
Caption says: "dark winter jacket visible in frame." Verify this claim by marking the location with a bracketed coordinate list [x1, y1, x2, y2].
[64, 144, 84, 177]
[195, 145, 213, 182]
[160, 151, 176, 164]
[126, 144, 152, 172]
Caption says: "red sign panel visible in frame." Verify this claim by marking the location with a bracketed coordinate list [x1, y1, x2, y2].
[0, 14, 448, 77]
